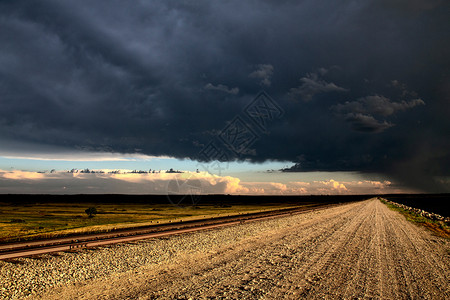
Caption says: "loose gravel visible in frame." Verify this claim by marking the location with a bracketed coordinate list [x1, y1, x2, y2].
[1, 199, 449, 299]
[1, 204, 328, 299]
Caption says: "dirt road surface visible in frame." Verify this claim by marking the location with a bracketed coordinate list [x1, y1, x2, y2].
[22, 199, 450, 299]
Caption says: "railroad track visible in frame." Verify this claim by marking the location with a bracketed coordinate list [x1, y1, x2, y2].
[0, 202, 346, 260]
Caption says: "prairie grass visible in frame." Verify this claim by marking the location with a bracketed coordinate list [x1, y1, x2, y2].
[0, 202, 308, 243]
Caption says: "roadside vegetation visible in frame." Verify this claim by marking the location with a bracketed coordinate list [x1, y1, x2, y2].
[379, 197, 450, 239]
[0, 202, 309, 243]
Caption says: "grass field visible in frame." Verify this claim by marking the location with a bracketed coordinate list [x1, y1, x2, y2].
[0, 201, 308, 243]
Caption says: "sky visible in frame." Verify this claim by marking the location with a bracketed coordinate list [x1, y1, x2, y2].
[0, 0, 449, 195]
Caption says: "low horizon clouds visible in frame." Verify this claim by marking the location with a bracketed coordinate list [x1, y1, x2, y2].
[0, 169, 401, 195]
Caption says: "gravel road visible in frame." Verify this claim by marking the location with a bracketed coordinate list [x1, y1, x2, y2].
[1, 199, 449, 299]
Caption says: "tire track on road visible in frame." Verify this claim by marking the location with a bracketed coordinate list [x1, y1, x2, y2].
[26, 199, 450, 300]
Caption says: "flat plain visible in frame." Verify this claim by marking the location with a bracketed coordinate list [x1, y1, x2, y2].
[0, 201, 303, 243]
[1, 199, 448, 299]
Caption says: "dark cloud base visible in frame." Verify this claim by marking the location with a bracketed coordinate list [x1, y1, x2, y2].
[0, 0, 449, 192]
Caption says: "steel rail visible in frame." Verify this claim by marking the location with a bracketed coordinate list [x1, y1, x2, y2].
[0, 202, 348, 260]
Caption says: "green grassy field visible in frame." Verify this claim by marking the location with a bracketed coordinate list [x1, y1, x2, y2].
[0, 202, 308, 243]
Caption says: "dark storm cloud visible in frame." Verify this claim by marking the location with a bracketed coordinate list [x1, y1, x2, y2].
[332, 96, 425, 117]
[341, 113, 394, 133]
[331, 95, 425, 133]
[289, 68, 348, 102]
[249, 64, 274, 87]
[0, 0, 449, 192]
[204, 83, 239, 95]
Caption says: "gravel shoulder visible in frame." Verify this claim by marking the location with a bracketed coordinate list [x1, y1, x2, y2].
[1, 199, 449, 299]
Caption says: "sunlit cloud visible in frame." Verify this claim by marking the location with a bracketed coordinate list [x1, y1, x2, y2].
[0, 170, 47, 180]
[317, 179, 348, 193]
[0, 169, 405, 195]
